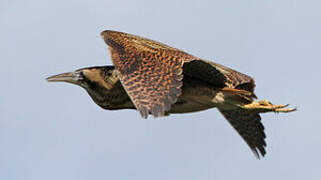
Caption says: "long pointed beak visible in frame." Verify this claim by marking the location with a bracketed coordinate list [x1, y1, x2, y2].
[46, 72, 77, 83]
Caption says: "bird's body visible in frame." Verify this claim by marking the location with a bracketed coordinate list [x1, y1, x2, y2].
[62, 65, 240, 114]
[47, 30, 295, 158]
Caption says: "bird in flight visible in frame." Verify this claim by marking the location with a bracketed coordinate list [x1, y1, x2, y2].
[47, 30, 296, 158]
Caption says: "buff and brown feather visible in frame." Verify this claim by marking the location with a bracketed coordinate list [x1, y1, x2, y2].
[101, 30, 199, 118]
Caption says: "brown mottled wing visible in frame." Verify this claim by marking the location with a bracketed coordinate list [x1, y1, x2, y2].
[184, 59, 256, 93]
[218, 108, 266, 158]
[101, 30, 198, 118]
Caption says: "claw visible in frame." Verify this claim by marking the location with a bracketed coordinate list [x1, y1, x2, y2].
[274, 106, 297, 113]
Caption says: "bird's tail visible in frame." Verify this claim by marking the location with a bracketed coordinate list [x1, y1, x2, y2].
[220, 87, 257, 103]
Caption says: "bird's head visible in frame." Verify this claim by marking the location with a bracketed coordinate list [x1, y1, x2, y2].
[46, 66, 132, 110]
[46, 66, 118, 90]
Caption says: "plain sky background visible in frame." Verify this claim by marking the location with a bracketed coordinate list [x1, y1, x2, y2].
[1, 0, 321, 179]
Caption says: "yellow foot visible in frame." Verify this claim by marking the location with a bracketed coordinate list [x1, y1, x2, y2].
[242, 100, 297, 113]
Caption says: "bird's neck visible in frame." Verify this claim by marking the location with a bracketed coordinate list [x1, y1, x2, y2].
[83, 82, 134, 110]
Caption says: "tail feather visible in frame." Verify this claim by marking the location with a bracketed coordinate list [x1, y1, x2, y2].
[220, 87, 257, 103]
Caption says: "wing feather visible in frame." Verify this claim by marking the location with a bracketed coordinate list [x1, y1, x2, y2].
[184, 59, 256, 92]
[218, 108, 266, 158]
[101, 30, 198, 118]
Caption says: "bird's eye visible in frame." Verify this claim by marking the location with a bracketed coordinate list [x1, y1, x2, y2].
[75, 71, 85, 81]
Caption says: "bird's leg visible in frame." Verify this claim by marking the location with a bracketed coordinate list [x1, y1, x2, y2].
[241, 100, 297, 113]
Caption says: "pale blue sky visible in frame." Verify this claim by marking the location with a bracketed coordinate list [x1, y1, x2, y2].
[1, 0, 321, 179]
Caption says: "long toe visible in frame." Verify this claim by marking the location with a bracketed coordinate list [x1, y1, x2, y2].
[274, 106, 297, 113]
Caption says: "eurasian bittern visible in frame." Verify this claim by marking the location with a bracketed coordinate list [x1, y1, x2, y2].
[47, 30, 296, 158]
